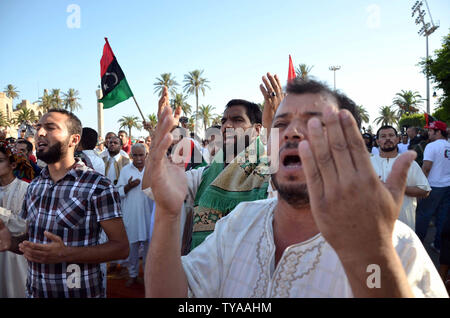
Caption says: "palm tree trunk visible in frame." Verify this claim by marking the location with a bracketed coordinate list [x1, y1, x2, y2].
[129, 127, 132, 140]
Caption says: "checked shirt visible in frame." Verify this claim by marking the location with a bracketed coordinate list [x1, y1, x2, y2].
[20, 159, 122, 298]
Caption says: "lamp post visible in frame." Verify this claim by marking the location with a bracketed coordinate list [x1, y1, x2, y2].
[411, 0, 439, 114]
[329, 66, 341, 91]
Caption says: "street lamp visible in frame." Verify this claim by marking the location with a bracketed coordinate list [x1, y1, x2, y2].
[411, 0, 439, 114]
[329, 65, 341, 90]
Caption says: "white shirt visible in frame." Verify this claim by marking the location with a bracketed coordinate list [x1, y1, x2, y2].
[371, 147, 379, 155]
[116, 163, 154, 243]
[182, 198, 448, 297]
[370, 154, 430, 230]
[423, 139, 450, 187]
[82, 150, 105, 175]
[398, 143, 409, 154]
[104, 153, 123, 183]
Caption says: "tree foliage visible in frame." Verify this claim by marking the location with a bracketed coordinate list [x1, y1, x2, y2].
[419, 30, 450, 123]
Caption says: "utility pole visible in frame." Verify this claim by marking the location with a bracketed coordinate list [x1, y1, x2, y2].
[411, 0, 439, 114]
[329, 66, 341, 91]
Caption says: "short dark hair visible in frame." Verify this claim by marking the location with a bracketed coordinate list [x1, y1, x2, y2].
[16, 139, 33, 153]
[118, 130, 128, 137]
[47, 109, 82, 136]
[286, 78, 362, 128]
[225, 99, 262, 125]
[376, 125, 398, 138]
[81, 127, 98, 150]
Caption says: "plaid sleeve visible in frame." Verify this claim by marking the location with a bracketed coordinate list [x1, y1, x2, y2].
[92, 177, 122, 222]
[19, 186, 31, 220]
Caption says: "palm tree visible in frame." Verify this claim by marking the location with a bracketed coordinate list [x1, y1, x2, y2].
[3, 84, 20, 101]
[295, 64, 313, 80]
[183, 70, 210, 129]
[187, 117, 195, 132]
[63, 88, 82, 112]
[356, 105, 370, 124]
[0, 112, 10, 127]
[392, 90, 422, 116]
[50, 89, 63, 109]
[170, 93, 191, 116]
[211, 114, 222, 126]
[12, 108, 38, 125]
[195, 104, 216, 132]
[154, 73, 179, 97]
[146, 113, 158, 130]
[118, 115, 141, 138]
[37, 89, 53, 113]
[374, 106, 398, 126]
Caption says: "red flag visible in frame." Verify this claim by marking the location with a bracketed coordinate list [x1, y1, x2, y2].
[424, 113, 436, 127]
[288, 55, 296, 82]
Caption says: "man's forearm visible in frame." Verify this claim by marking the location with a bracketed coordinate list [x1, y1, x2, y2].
[62, 240, 129, 264]
[339, 246, 414, 298]
[145, 206, 188, 298]
[405, 186, 429, 198]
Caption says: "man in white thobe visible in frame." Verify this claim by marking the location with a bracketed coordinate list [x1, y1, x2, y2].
[103, 136, 130, 186]
[370, 125, 431, 230]
[77, 127, 105, 175]
[145, 78, 448, 298]
[117, 143, 154, 286]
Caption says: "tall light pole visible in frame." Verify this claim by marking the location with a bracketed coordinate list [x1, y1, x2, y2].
[329, 66, 341, 90]
[411, 0, 439, 114]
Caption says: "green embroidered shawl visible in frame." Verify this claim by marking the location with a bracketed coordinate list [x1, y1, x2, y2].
[190, 137, 270, 250]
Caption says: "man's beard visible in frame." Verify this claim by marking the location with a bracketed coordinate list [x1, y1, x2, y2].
[271, 173, 310, 208]
[37, 140, 67, 164]
[380, 144, 397, 152]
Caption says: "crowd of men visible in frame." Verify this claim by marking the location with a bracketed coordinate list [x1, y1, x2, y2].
[0, 73, 449, 298]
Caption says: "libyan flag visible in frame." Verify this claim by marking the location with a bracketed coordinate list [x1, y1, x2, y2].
[98, 38, 133, 109]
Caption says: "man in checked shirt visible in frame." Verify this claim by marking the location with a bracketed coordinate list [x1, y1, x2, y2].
[0, 109, 129, 298]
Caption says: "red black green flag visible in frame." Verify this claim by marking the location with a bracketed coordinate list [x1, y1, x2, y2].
[424, 113, 436, 127]
[98, 38, 133, 109]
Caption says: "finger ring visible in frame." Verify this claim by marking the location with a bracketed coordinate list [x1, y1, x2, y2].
[271, 92, 276, 97]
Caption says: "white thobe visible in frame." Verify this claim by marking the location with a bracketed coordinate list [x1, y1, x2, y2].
[0, 178, 29, 298]
[370, 154, 431, 230]
[182, 198, 448, 297]
[82, 150, 105, 175]
[116, 163, 154, 243]
[398, 143, 409, 154]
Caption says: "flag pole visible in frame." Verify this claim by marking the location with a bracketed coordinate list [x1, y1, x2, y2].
[132, 96, 146, 122]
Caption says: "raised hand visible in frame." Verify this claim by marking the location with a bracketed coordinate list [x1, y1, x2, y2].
[0, 219, 12, 252]
[260, 72, 284, 131]
[157, 86, 182, 128]
[146, 106, 187, 217]
[297, 106, 415, 261]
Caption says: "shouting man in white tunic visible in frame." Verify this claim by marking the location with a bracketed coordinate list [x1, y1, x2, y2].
[117, 143, 154, 287]
[144, 78, 448, 298]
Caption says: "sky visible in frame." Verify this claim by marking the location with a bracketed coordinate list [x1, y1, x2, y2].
[1, 0, 449, 138]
